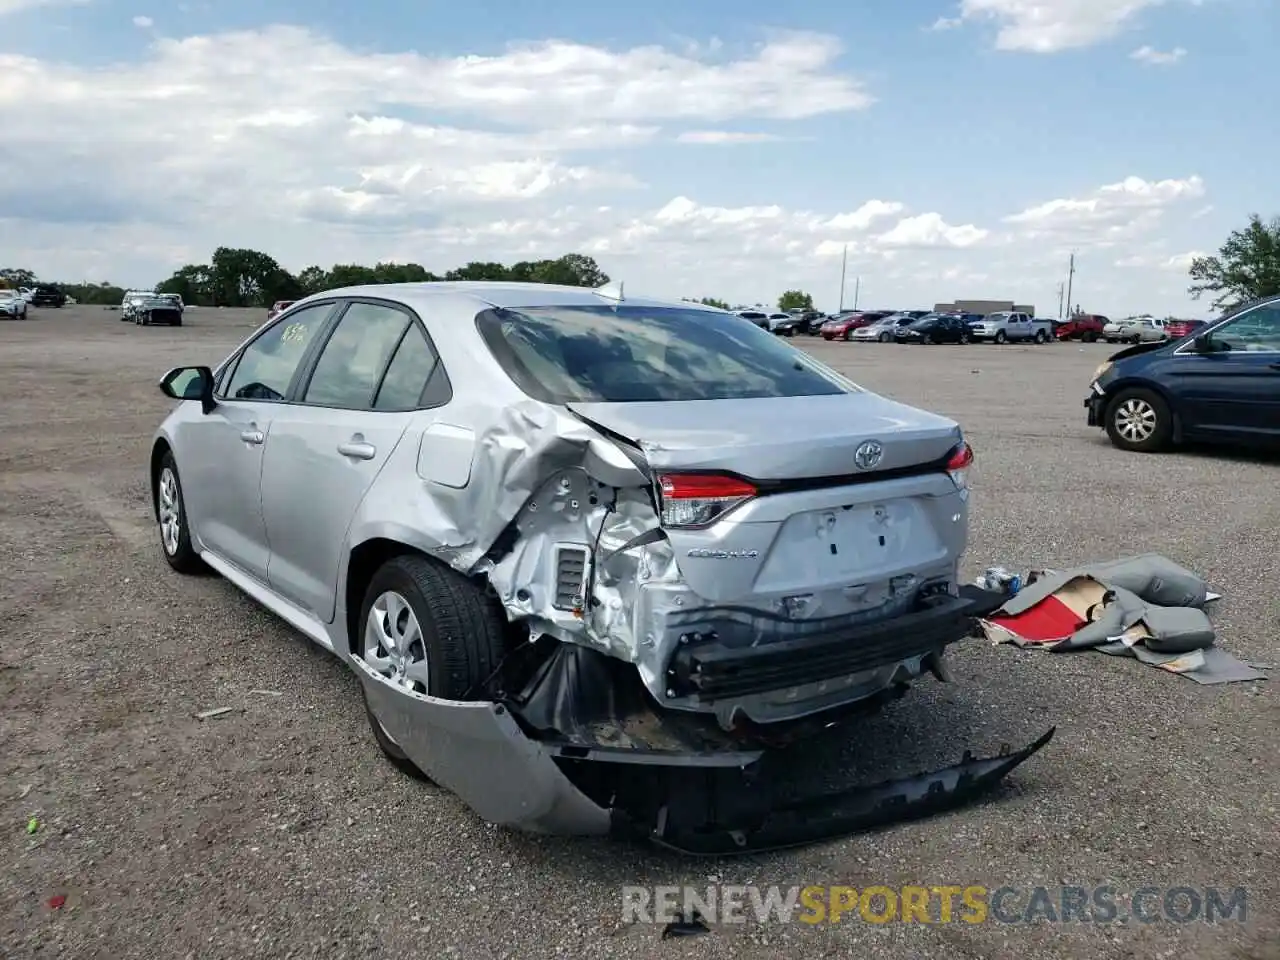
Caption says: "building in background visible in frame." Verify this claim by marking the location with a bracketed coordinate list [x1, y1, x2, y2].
[934, 299, 1035, 315]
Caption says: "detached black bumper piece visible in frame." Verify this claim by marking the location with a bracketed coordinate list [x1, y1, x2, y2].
[667, 585, 1006, 701]
[1085, 392, 1105, 426]
[612, 727, 1055, 856]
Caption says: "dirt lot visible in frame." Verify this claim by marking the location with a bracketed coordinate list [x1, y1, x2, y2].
[1, 306, 1277, 960]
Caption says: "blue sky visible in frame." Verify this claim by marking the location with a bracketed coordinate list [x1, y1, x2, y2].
[1, 0, 1274, 316]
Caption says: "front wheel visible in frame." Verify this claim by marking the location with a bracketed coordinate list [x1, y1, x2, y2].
[1105, 388, 1172, 452]
[156, 452, 205, 573]
[995, 331, 1007, 344]
[959, 332, 970, 344]
[878, 332, 890, 342]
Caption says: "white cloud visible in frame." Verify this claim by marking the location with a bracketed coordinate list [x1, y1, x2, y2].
[0, 0, 88, 14]
[949, 0, 1176, 52]
[0, 23, 1220, 316]
[1003, 175, 1205, 244]
[1130, 44, 1186, 63]
[931, 16, 963, 30]
[1161, 250, 1203, 271]
[132, 14, 153, 27]
[675, 130, 784, 144]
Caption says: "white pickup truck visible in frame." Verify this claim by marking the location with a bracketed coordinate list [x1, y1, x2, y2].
[968, 311, 1053, 344]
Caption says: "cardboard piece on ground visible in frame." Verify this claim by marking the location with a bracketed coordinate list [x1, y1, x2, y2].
[982, 575, 1109, 647]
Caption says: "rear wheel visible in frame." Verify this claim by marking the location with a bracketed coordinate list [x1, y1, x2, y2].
[357, 555, 507, 778]
[1105, 388, 1172, 452]
[1034, 330, 1048, 343]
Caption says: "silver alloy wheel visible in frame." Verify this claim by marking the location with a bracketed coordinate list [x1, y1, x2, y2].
[1114, 397, 1158, 443]
[157, 466, 182, 556]
[363, 590, 430, 695]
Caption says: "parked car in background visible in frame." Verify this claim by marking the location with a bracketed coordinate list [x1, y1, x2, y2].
[766, 312, 801, 336]
[821, 310, 894, 341]
[268, 300, 297, 321]
[968, 311, 1052, 344]
[1163, 319, 1207, 340]
[1086, 294, 1280, 452]
[1055, 315, 1107, 342]
[122, 290, 183, 326]
[797, 310, 828, 335]
[146, 281, 1014, 852]
[160, 293, 185, 314]
[30, 284, 68, 307]
[895, 313, 974, 344]
[1104, 316, 1166, 344]
[0, 288, 29, 319]
[851, 311, 929, 342]
[17, 287, 35, 303]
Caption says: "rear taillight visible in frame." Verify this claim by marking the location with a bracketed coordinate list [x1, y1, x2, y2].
[657, 473, 757, 528]
[946, 441, 974, 490]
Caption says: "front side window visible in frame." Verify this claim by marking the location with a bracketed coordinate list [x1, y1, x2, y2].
[476, 305, 857, 404]
[304, 302, 411, 409]
[223, 303, 334, 402]
[1210, 302, 1280, 353]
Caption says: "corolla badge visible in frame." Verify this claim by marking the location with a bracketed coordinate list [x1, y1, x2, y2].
[686, 548, 760, 559]
[854, 440, 884, 470]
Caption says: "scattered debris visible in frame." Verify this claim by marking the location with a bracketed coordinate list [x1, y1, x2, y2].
[17, 784, 32, 800]
[194, 707, 235, 720]
[47, 895, 66, 910]
[26, 817, 39, 834]
[980, 554, 1266, 685]
[249, 689, 283, 697]
[661, 910, 710, 939]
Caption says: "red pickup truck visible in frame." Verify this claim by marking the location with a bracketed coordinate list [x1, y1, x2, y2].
[1054, 314, 1106, 342]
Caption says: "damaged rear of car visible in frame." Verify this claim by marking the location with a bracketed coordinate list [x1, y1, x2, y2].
[151, 283, 1052, 855]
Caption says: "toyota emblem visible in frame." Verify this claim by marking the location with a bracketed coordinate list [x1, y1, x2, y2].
[854, 440, 884, 470]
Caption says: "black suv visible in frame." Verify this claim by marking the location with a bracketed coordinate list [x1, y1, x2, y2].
[31, 285, 67, 307]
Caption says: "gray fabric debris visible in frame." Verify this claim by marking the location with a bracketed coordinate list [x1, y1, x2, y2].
[981, 554, 1267, 685]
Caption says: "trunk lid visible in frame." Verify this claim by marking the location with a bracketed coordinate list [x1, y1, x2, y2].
[566, 393, 962, 480]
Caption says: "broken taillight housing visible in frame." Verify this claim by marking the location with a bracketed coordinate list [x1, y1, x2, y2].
[657, 473, 757, 528]
[946, 440, 974, 490]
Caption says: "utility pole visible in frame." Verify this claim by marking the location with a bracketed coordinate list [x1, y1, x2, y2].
[838, 244, 848, 311]
[853, 277, 861, 310]
[1057, 282, 1065, 318]
[1064, 251, 1076, 318]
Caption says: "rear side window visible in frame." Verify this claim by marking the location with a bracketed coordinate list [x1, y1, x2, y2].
[476, 305, 855, 403]
[373, 323, 449, 410]
[304, 302, 410, 409]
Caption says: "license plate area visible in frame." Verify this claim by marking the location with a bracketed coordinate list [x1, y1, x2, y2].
[755, 500, 945, 591]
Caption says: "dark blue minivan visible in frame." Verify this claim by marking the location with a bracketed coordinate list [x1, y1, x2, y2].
[1085, 294, 1280, 452]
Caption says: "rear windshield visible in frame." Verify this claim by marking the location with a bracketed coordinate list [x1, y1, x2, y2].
[475, 305, 857, 403]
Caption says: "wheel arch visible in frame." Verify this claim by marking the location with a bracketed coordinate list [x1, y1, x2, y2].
[345, 538, 423, 656]
[149, 438, 172, 520]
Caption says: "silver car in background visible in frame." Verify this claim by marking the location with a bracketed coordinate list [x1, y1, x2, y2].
[148, 281, 1045, 853]
[851, 311, 928, 342]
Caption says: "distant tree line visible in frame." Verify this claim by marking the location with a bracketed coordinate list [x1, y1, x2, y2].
[1, 249, 613, 308]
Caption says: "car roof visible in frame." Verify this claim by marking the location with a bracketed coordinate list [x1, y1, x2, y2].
[302, 280, 711, 315]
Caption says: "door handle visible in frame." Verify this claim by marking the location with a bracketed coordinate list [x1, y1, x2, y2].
[240, 429, 265, 444]
[337, 440, 377, 460]
[1269, 362, 1280, 371]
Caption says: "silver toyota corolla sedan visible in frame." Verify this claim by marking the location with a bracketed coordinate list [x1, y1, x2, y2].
[149, 281, 1047, 853]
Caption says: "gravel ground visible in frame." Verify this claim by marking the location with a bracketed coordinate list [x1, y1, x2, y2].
[1, 306, 1276, 960]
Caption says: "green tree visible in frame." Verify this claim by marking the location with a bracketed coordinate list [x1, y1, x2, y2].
[0, 267, 37, 287]
[1188, 214, 1280, 312]
[684, 296, 730, 310]
[777, 289, 814, 312]
[157, 264, 213, 304]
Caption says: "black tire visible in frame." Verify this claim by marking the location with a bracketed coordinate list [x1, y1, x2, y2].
[843, 329, 854, 341]
[358, 555, 507, 774]
[995, 330, 1007, 344]
[1104, 387, 1173, 453]
[1034, 330, 1047, 343]
[922, 334, 934, 345]
[172, 319, 182, 326]
[959, 331, 970, 344]
[1084, 332, 1097, 343]
[156, 450, 206, 573]
[879, 332, 891, 343]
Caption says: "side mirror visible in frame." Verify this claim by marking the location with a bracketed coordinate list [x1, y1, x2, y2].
[159, 365, 216, 414]
[1191, 334, 1215, 354]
